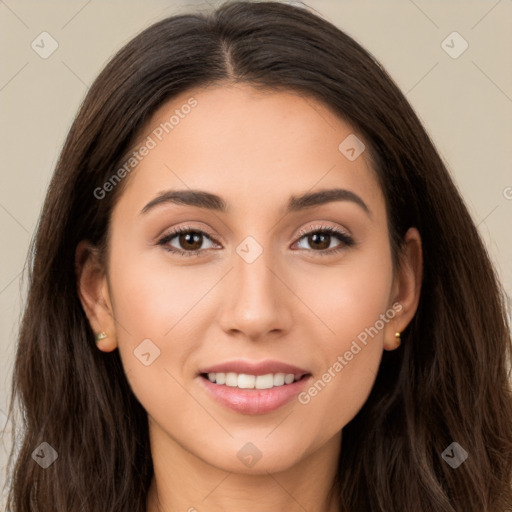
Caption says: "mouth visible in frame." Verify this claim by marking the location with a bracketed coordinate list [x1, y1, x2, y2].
[198, 372, 313, 415]
[200, 371, 310, 390]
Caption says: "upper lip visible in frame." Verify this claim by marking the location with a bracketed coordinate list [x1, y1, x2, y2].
[198, 359, 311, 377]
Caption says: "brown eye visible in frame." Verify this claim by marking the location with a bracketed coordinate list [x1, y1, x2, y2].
[294, 226, 354, 254]
[158, 227, 218, 256]
[305, 232, 332, 250]
[177, 231, 204, 251]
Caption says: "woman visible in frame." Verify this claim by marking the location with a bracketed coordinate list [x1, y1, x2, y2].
[5, 1, 512, 510]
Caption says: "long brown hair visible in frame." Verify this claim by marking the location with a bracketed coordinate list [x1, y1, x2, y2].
[4, 1, 512, 510]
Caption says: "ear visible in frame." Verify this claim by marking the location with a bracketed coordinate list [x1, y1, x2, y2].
[384, 227, 423, 351]
[75, 240, 118, 352]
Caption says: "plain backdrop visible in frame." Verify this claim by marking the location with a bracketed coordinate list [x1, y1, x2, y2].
[1, 0, 511, 504]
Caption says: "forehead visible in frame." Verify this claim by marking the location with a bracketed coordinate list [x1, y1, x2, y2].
[114, 83, 385, 220]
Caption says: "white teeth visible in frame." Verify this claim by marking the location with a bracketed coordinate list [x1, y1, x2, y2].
[255, 374, 274, 389]
[205, 372, 303, 389]
[284, 374, 295, 384]
[273, 373, 285, 386]
[238, 374, 256, 389]
[225, 372, 238, 387]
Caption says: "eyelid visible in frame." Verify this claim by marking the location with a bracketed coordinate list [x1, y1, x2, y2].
[292, 223, 354, 253]
[157, 223, 221, 244]
[159, 223, 349, 243]
[157, 222, 354, 256]
[295, 222, 351, 239]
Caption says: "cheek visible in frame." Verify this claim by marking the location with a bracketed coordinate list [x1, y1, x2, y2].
[108, 240, 209, 341]
[297, 237, 394, 343]
[296, 345, 382, 441]
[293, 246, 393, 426]
[106, 242, 203, 394]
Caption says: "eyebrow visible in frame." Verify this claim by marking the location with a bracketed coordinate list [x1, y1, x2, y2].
[140, 187, 371, 217]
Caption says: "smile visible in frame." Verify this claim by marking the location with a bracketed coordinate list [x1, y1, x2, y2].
[199, 373, 312, 415]
[202, 372, 306, 389]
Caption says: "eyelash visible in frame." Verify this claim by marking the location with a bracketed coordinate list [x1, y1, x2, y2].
[157, 224, 355, 258]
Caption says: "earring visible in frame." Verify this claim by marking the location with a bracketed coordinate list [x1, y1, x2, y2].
[95, 331, 108, 343]
[395, 331, 401, 347]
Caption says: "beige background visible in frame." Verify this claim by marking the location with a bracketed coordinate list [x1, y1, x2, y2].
[1, 0, 511, 503]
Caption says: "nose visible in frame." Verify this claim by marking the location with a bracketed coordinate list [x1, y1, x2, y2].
[217, 242, 293, 341]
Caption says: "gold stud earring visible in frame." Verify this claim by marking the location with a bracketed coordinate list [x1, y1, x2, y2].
[395, 331, 401, 347]
[95, 331, 108, 343]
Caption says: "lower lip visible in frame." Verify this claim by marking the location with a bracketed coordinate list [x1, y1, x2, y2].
[198, 374, 312, 415]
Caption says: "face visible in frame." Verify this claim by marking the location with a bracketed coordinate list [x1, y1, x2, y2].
[79, 83, 421, 475]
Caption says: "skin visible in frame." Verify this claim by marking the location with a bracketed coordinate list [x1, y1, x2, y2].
[77, 83, 422, 512]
